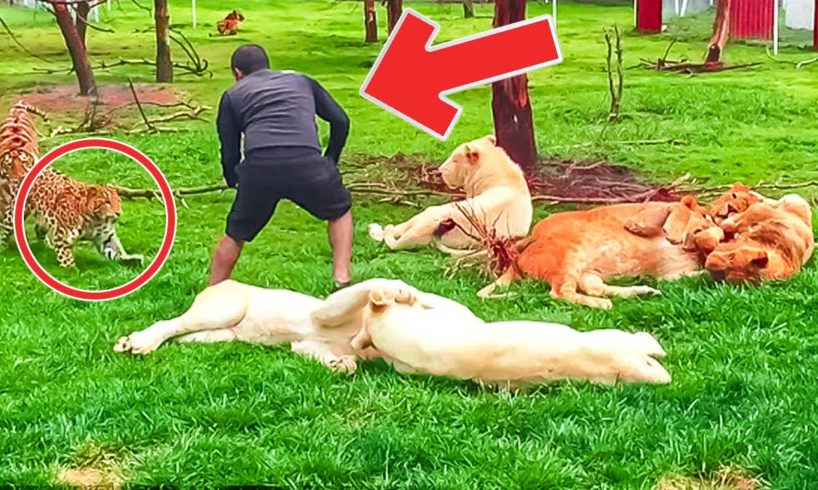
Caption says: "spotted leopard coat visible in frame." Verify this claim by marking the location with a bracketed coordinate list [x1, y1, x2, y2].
[0, 101, 143, 267]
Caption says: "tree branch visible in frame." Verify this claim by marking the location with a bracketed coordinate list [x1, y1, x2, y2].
[0, 14, 54, 63]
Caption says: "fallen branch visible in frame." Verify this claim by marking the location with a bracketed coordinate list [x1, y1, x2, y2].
[31, 57, 210, 77]
[551, 138, 683, 150]
[765, 47, 818, 69]
[127, 78, 155, 132]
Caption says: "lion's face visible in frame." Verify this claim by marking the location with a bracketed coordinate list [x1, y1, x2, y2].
[709, 183, 762, 222]
[705, 243, 769, 283]
[663, 196, 722, 253]
[438, 134, 497, 190]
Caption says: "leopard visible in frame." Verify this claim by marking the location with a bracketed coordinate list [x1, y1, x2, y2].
[0, 101, 144, 268]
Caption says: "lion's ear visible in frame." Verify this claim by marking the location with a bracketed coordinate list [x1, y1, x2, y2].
[463, 144, 479, 165]
[745, 247, 769, 268]
[681, 195, 698, 209]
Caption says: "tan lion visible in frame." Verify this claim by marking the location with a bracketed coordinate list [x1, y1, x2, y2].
[368, 135, 532, 254]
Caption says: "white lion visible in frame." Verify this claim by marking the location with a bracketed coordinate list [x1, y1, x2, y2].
[368, 135, 533, 254]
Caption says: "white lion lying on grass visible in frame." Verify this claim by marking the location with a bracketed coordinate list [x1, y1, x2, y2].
[368, 135, 533, 254]
[347, 280, 672, 387]
[114, 279, 671, 386]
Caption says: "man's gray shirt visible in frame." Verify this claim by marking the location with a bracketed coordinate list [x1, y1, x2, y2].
[216, 69, 350, 187]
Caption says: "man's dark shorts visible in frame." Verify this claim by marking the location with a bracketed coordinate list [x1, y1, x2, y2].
[226, 147, 352, 242]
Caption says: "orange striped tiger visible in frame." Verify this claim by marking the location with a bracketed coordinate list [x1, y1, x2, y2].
[0, 101, 143, 268]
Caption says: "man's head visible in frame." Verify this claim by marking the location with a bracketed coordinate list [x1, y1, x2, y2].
[230, 44, 270, 81]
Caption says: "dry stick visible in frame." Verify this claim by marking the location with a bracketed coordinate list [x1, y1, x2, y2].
[127, 78, 155, 132]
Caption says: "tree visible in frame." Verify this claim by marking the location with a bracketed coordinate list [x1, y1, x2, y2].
[491, 0, 537, 171]
[154, 0, 172, 82]
[74, 0, 90, 46]
[364, 0, 378, 43]
[383, 0, 402, 34]
[463, 0, 474, 19]
[706, 0, 731, 62]
[50, 0, 97, 95]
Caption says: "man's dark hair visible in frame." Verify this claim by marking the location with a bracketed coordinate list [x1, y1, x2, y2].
[231, 44, 270, 75]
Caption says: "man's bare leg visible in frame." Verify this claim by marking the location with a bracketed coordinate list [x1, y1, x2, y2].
[210, 235, 244, 285]
[328, 211, 352, 284]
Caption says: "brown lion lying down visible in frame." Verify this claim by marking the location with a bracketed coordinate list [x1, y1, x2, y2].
[478, 196, 723, 309]
[705, 184, 814, 282]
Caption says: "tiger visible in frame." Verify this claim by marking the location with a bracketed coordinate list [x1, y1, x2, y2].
[0, 101, 144, 268]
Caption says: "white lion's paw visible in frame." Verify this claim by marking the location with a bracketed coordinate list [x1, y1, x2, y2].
[635, 286, 662, 296]
[328, 355, 357, 374]
[112, 331, 162, 355]
[113, 336, 132, 353]
[368, 223, 385, 242]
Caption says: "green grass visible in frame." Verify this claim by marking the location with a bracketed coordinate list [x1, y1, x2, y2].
[1, 0, 818, 487]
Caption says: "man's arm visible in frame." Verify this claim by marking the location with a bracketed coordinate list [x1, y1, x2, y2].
[309, 77, 350, 165]
[216, 93, 241, 188]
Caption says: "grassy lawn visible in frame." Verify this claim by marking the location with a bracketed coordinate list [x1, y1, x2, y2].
[1, 1, 818, 487]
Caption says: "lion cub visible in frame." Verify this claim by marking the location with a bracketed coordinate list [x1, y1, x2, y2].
[368, 135, 532, 253]
[706, 194, 814, 282]
[478, 197, 720, 309]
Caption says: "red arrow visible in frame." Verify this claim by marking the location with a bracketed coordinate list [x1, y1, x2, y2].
[360, 9, 562, 140]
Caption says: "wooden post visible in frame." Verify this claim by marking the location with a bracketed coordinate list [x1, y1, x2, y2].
[491, 0, 538, 171]
[53, 0, 97, 95]
[814, 0, 818, 50]
[384, 0, 402, 34]
[154, 0, 173, 82]
[364, 0, 378, 43]
[463, 0, 474, 18]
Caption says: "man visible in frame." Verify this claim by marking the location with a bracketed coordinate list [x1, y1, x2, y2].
[210, 44, 353, 289]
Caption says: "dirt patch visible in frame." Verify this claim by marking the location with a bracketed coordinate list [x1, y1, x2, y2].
[656, 466, 766, 490]
[58, 467, 124, 489]
[13, 84, 180, 115]
[354, 153, 681, 203]
[56, 443, 126, 489]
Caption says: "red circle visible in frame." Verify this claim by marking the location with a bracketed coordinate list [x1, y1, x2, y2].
[13, 137, 177, 302]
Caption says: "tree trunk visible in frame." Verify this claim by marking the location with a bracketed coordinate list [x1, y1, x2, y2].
[814, 0, 817, 51]
[463, 0, 474, 18]
[364, 0, 378, 43]
[53, 0, 96, 96]
[706, 0, 731, 62]
[74, 0, 89, 46]
[491, 0, 537, 172]
[384, 0, 402, 34]
[154, 0, 173, 83]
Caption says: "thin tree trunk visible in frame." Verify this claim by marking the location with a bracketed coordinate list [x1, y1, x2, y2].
[463, 0, 474, 18]
[53, 0, 96, 96]
[491, 0, 537, 172]
[814, 0, 817, 51]
[706, 0, 731, 62]
[74, 0, 89, 46]
[154, 0, 172, 82]
[384, 0, 402, 34]
[364, 0, 378, 43]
